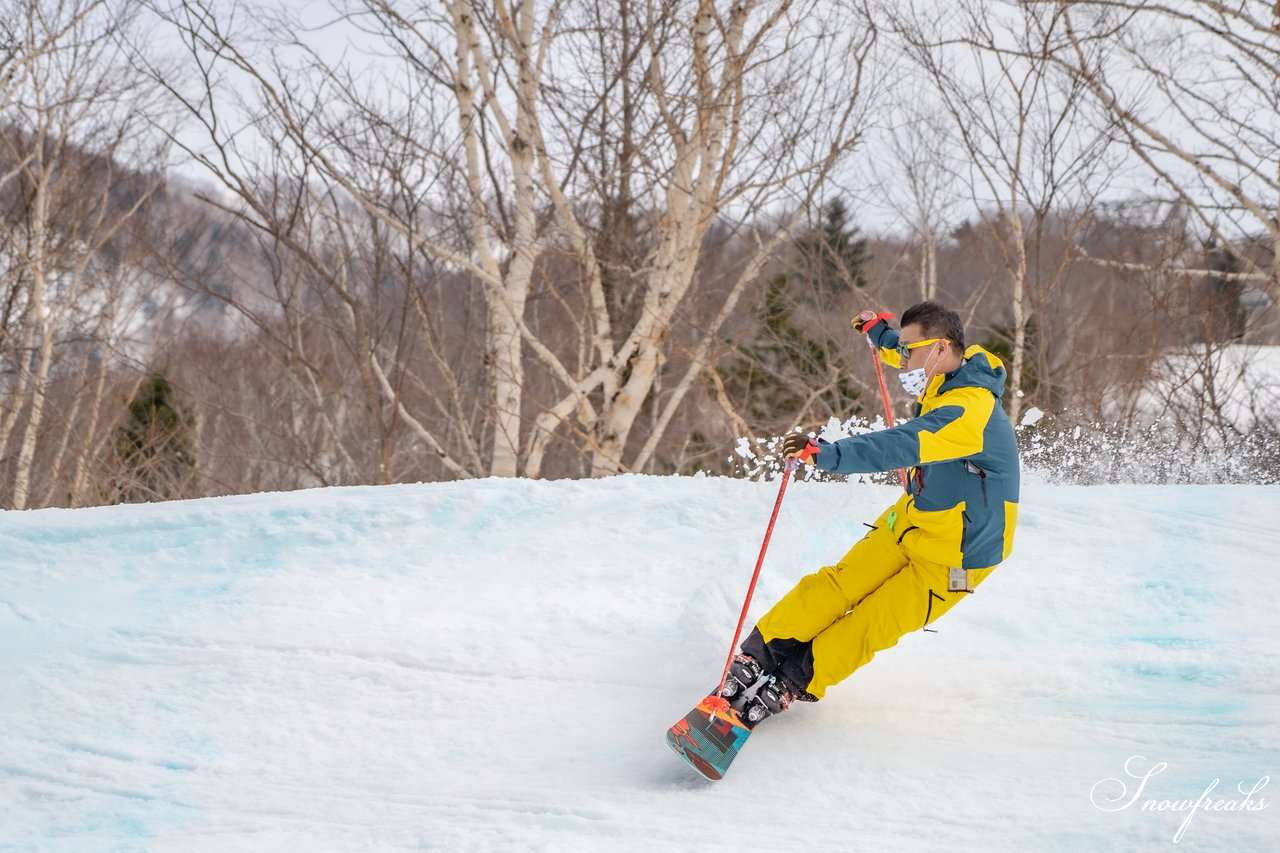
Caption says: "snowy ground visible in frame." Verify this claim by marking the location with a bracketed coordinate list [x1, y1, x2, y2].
[2, 476, 1277, 852]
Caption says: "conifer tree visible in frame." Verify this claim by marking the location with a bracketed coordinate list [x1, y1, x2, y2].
[800, 198, 870, 307]
[112, 372, 197, 503]
[716, 200, 869, 441]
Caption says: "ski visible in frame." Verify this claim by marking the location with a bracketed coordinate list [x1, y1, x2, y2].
[666, 691, 753, 781]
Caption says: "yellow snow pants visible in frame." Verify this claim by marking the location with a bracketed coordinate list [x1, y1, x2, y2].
[754, 504, 997, 698]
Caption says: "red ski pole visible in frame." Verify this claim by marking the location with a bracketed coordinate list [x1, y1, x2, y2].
[864, 331, 909, 491]
[711, 457, 798, 710]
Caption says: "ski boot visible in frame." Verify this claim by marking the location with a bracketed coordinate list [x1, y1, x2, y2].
[719, 654, 766, 701]
[741, 676, 790, 727]
[741, 675, 817, 728]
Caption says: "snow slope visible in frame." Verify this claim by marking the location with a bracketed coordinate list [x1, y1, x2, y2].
[2, 477, 1277, 852]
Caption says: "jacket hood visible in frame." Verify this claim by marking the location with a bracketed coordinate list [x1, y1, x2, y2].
[938, 345, 1007, 398]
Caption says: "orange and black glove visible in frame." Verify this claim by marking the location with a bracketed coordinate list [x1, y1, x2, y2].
[781, 433, 821, 464]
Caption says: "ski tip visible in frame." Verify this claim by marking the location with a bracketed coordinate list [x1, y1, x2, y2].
[666, 730, 724, 781]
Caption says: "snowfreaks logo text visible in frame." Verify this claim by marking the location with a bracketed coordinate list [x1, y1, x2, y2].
[1090, 756, 1269, 843]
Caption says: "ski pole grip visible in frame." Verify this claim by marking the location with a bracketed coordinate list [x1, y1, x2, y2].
[852, 310, 895, 334]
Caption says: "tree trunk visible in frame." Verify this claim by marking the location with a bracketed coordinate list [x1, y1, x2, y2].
[11, 153, 50, 511]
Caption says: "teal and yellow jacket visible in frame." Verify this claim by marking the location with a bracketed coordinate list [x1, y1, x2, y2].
[811, 325, 1020, 569]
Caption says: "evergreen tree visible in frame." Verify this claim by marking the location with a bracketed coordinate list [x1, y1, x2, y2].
[797, 198, 870, 309]
[113, 372, 197, 503]
[715, 199, 870, 444]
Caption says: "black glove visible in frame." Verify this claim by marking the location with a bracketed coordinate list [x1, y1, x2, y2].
[781, 433, 820, 463]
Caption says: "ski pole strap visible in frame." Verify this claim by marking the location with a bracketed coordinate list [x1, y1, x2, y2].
[860, 311, 895, 334]
[853, 310, 896, 335]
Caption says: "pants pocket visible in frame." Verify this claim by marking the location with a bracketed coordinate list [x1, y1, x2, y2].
[923, 589, 947, 631]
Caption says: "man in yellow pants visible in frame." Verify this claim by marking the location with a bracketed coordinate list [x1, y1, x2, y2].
[722, 301, 1020, 726]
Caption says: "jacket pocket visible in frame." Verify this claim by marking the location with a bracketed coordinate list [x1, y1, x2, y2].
[964, 460, 989, 508]
[903, 501, 967, 567]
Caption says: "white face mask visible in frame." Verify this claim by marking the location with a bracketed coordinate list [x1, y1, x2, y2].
[898, 344, 939, 396]
[898, 367, 928, 396]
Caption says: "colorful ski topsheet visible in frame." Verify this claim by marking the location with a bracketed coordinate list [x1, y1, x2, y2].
[666, 693, 753, 781]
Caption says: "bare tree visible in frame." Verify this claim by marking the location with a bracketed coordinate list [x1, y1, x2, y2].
[886, 0, 1121, 422]
[1036, 1, 1279, 447]
[1054, 0, 1277, 298]
[141, 0, 881, 480]
[870, 106, 966, 303]
[0, 0, 172, 509]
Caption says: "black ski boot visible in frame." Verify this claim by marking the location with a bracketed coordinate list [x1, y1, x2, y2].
[741, 675, 816, 728]
[719, 654, 766, 701]
[741, 676, 787, 727]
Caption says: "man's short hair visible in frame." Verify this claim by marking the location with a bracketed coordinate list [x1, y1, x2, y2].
[901, 301, 965, 356]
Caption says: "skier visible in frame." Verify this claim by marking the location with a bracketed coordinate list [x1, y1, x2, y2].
[724, 300, 1021, 725]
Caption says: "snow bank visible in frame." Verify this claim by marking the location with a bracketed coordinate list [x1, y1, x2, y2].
[2, 477, 1277, 851]
[736, 409, 1280, 486]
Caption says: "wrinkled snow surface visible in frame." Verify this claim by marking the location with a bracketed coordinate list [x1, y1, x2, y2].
[2, 477, 1278, 851]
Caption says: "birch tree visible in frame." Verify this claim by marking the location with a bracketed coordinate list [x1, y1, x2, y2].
[0, 0, 170, 509]
[146, 0, 879, 479]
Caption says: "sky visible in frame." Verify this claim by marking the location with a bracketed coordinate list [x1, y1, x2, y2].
[135, 0, 1279, 244]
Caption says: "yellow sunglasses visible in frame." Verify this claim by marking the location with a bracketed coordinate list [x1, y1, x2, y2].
[895, 337, 944, 360]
